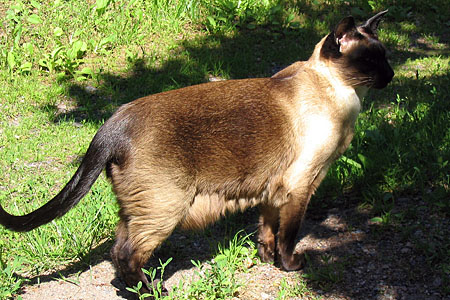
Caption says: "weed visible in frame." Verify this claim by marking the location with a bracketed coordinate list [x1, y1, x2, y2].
[126, 258, 173, 300]
[276, 274, 323, 300]
[0, 245, 25, 299]
[57, 271, 82, 286]
[178, 231, 257, 299]
[303, 254, 344, 289]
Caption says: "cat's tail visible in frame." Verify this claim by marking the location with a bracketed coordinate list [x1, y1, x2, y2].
[0, 112, 130, 232]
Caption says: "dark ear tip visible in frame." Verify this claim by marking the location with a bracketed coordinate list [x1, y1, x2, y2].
[376, 9, 389, 18]
[374, 9, 389, 19]
[335, 16, 356, 38]
[342, 16, 356, 23]
[363, 9, 389, 32]
[336, 16, 356, 29]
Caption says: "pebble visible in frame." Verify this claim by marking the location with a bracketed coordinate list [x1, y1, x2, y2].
[208, 75, 225, 82]
[400, 247, 411, 254]
[85, 85, 98, 94]
[261, 292, 272, 300]
[433, 277, 442, 287]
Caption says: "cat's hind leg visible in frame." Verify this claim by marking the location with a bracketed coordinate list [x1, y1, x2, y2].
[257, 203, 280, 264]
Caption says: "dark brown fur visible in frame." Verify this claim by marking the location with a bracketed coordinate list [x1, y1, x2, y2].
[0, 11, 393, 293]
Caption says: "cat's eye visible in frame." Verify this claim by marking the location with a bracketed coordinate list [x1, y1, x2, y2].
[365, 57, 377, 64]
[385, 50, 392, 59]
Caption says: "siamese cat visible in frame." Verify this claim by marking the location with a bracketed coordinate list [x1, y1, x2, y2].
[0, 11, 393, 293]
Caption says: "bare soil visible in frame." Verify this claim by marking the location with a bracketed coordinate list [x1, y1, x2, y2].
[18, 196, 449, 300]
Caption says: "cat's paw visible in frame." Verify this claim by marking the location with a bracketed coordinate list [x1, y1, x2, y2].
[257, 241, 275, 263]
[280, 252, 305, 271]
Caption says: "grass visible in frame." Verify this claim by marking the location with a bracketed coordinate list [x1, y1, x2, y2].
[276, 274, 323, 300]
[0, 0, 449, 298]
[172, 232, 258, 299]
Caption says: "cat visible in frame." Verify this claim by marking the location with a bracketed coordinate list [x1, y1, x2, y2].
[0, 10, 393, 293]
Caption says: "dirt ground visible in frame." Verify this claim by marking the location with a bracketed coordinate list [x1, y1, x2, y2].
[18, 196, 449, 300]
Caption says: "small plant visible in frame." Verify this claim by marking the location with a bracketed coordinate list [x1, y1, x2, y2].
[303, 254, 344, 289]
[0, 246, 25, 299]
[368, 192, 406, 228]
[370, 210, 403, 228]
[126, 257, 173, 300]
[215, 230, 258, 272]
[38, 29, 89, 80]
[168, 231, 257, 299]
[3, 1, 40, 75]
[186, 231, 257, 299]
[276, 274, 322, 300]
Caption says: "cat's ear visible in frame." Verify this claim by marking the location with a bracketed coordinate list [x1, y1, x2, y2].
[334, 16, 357, 53]
[361, 10, 388, 34]
[335, 16, 356, 40]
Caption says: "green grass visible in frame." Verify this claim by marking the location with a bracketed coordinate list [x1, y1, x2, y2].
[276, 274, 323, 300]
[0, 0, 449, 298]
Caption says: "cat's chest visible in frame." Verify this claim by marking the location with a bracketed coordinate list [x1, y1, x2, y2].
[284, 87, 361, 189]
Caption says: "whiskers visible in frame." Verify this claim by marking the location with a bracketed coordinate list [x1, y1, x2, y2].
[343, 75, 375, 88]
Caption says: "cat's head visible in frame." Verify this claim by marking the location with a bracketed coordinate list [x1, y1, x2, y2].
[320, 10, 394, 89]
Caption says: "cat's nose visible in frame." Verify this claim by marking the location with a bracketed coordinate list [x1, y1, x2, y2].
[375, 64, 394, 89]
[387, 67, 394, 82]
